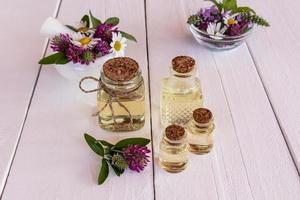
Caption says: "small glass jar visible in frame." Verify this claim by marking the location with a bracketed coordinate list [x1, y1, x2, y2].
[159, 125, 188, 173]
[187, 108, 215, 154]
[97, 57, 145, 132]
[160, 56, 203, 127]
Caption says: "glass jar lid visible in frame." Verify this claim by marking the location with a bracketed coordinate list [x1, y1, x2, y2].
[103, 57, 139, 82]
[192, 108, 213, 127]
[101, 57, 143, 92]
[172, 56, 195, 73]
[164, 124, 186, 144]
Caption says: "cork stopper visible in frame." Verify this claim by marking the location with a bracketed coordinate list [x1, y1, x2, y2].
[165, 125, 185, 141]
[172, 56, 195, 73]
[193, 108, 213, 124]
[103, 57, 139, 81]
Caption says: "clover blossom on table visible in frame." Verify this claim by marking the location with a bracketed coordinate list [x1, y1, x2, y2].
[122, 144, 151, 173]
[84, 134, 151, 185]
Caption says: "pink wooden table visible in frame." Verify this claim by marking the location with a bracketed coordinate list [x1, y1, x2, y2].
[1, 0, 299, 199]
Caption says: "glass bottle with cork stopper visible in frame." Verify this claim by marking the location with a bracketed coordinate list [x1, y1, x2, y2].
[159, 124, 189, 173]
[160, 56, 203, 127]
[187, 108, 215, 154]
[97, 57, 145, 132]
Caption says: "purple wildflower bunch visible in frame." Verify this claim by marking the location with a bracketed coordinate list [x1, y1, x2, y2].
[84, 134, 151, 185]
[123, 144, 151, 172]
[187, 0, 269, 38]
[39, 11, 136, 65]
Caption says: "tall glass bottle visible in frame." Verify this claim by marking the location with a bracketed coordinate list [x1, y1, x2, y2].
[159, 124, 188, 173]
[160, 56, 203, 127]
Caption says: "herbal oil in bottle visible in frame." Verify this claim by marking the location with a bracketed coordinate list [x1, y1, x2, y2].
[97, 57, 145, 132]
[187, 108, 215, 154]
[159, 125, 188, 173]
[160, 56, 203, 127]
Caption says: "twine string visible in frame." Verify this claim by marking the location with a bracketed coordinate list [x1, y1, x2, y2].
[79, 76, 136, 129]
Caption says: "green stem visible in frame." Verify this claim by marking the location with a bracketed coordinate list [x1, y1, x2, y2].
[110, 149, 123, 154]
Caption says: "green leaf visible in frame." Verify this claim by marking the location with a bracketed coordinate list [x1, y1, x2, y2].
[89, 10, 102, 28]
[84, 133, 104, 156]
[66, 25, 78, 32]
[205, 0, 223, 11]
[108, 160, 124, 176]
[243, 14, 270, 27]
[98, 158, 109, 185]
[223, 0, 237, 10]
[39, 52, 68, 65]
[119, 31, 137, 42]
[114, 138, 150, 150]
[98, 140, 114, 148]
[81, 15, 90, 28]
[187, 14, 201, 25]
[232, 6, 256, 14]
[105, 17, 119, 26]
[55, 56, 69, 64]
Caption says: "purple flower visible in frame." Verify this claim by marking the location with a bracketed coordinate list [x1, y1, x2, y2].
[65, 45, 96, 65]
[227, 24, 242, 36]
[198, 21, 209, 31]
[201, 6, 221, 22]
[226, 19, 252, 36]
[236, 14, 243, 23]
[50, 34, 70, 53]
[94, 40, 111, 57]
[94, 23, 117, 43]
[123, 144, 151, 173]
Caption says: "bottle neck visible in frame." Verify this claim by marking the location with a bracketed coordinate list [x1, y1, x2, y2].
[170, 66, 196, 78]
[191, 119, 215, 132]
[101, 70, 143, 92]
[163, 133, 187, 146]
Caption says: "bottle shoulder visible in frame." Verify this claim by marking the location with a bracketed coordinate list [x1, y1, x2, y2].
[161, 76, 202, 92]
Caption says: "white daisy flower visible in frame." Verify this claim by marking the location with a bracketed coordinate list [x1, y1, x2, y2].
[110, 32, 127, 57]
[74, 21, 95, 34]
[70, 32, 100, 48]
[206, 22, 227, 40]
[223, 13, 239, 26]
[76, 21, 89, 33]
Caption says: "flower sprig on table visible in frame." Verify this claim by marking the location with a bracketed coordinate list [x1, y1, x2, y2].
[187, 0, 270, 38]
[84, 133, 151, 185]
[39, 11, 136, 65]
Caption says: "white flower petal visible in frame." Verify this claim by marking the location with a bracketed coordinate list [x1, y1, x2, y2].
[121, 38, 127, 43]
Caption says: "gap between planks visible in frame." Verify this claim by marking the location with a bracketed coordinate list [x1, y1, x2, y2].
[245, 42, 300, 177]
[143, 0, 157, 199]
[0, 0, 63, 198]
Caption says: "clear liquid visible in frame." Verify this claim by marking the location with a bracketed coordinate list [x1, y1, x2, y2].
[97, 86, 145, 132]
[159, 141, 188, 173]
[187, 122, 215, 154]
[160, 77, 203, 127]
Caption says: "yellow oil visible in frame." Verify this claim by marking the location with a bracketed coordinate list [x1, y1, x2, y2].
[187, 121, 215, 154]
[97, 86, 145, 132]
[160, 78, 203, 127]
[159, 142, 188, 173]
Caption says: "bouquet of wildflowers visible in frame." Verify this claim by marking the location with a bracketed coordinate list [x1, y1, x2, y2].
[84, 134, 151, 185]
[39, 11, 136, 65]
[187, 0, 269, 39]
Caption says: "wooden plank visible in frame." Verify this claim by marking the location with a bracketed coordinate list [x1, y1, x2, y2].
[0, 0, 59, 194]
[1, 0, 154, 199]
[242, 0, 300, 171]
[146, 0, 300, 199]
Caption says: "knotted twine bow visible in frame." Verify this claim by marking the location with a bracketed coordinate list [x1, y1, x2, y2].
[79, 76, 137, 129]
